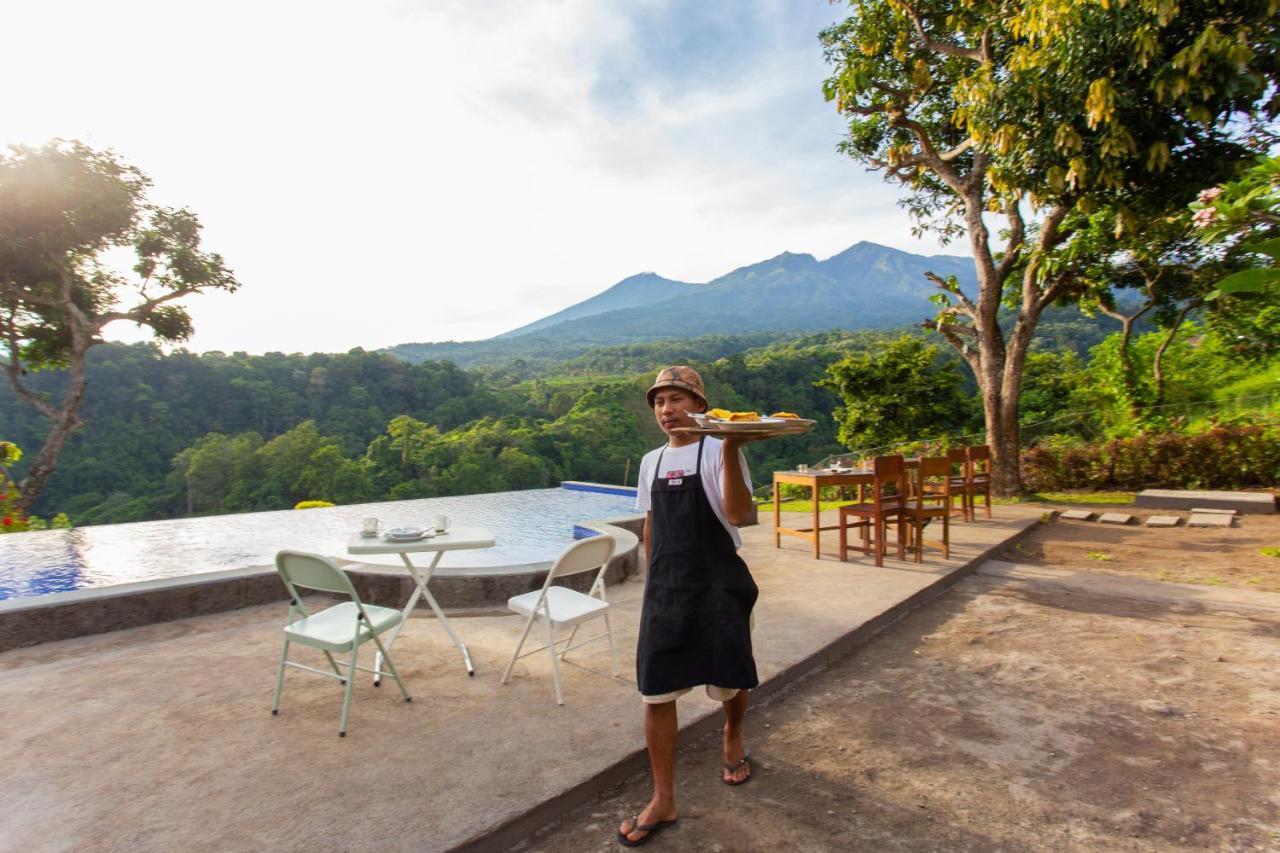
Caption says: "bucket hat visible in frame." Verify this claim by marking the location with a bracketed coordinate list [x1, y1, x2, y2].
[646, 365, 707, 407]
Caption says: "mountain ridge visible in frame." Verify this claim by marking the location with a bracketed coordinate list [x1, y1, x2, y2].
[388, 240, 976, 365]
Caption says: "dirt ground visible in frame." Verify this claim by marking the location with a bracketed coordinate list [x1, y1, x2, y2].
[522, 530, 1280, 851]
[1002, 509, 1280, 592]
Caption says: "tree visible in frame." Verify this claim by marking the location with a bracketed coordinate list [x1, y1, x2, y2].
[822, 0, 1279, 493]
[0, 140, 239, 511]
[1192, 154, 1280, 357]
[822, 335, 975, 451]
[1067, 208, 1235, 407]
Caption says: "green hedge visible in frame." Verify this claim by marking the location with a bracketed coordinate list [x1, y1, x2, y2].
[1022, 420, 1280, 491]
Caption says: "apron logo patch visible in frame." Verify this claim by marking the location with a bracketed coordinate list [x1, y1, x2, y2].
[664, 469, 686, 487]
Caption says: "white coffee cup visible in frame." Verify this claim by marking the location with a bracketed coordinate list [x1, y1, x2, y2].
[433, 514, 448, 533]
[362, 517, 380, 535]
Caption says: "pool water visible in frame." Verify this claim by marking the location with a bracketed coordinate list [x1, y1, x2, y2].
[0, 486, 639, 601]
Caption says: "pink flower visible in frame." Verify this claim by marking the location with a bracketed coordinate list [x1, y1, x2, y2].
[1193, 206, 1217, 228]
[1197, 187, 1223, 204]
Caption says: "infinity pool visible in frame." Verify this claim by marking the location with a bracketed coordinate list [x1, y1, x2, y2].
[0, 485, 639, 601]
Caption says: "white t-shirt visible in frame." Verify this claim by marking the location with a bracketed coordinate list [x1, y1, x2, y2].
[635, 437, 752, 549]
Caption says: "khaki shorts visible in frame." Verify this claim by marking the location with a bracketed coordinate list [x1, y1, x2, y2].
[640, 611, 755, 705]
[642, 684, 741, 705]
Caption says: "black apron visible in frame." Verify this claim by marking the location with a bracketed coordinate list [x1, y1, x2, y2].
[636, 437, 759, 696]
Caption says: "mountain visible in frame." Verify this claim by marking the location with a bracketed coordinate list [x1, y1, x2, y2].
[494, 273, 700, 338]
[388, 241, 976, 366]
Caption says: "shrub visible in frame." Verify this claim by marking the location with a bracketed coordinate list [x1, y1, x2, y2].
[1022, 419, 1280, 491]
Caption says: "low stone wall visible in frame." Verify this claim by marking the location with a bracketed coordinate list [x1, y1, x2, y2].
[0, 515, 644, 653]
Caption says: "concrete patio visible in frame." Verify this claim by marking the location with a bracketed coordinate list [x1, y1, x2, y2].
[0, 507, 1041, 853]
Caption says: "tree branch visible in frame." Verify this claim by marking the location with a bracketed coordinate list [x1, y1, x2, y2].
[901, 2, 986, 61]
[936, 321, 983, 376]
[939, 138, 975, 162]
[996, 200, 1026, 286]
[925, 271, 977, 316]
[93, 287, 197, 332]
[1, 310, 56, 420]
[1, 278, 61, 309]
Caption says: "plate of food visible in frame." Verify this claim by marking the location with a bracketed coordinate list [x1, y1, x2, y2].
[679, 409, 816, 435]
[384, 525, 432, 541]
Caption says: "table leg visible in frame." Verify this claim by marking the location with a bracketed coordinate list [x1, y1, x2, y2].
[773, 478, 780, 549]
[373, 551, 474, 684]
[812, 484, 821, 560]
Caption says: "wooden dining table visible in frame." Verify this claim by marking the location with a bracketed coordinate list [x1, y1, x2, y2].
[772, 460, 919, 559]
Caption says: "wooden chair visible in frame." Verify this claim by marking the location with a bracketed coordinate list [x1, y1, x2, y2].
[967, 445, 993, 519]
[838, 455, 906, 567]
[925, 447, 971, 522]
[902, 456, 952, 561]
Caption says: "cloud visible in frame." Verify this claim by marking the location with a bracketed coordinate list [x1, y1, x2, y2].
[6, 0, 959, 354]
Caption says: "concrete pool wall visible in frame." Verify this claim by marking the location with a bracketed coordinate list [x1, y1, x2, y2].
[0, 515, 644, 653]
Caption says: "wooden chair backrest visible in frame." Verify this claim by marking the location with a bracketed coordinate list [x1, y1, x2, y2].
[968, 445, 991, 474]
[870, 454, 906, 505]
[918, 456, 950, 479]
[873, 454, 904, 477]
[913, 456, 951, 498]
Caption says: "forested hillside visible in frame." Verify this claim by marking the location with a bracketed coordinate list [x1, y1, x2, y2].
[0, 308, 1132, 526]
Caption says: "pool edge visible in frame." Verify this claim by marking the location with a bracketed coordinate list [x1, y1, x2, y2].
[0, 516, 643, 653]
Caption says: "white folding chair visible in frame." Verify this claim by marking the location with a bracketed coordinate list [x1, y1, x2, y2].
[271, 550, 411, 737]
[500, 536, 618, 705]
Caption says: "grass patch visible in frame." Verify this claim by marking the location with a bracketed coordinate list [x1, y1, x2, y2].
[1088, 551, 1113, 561]
[758, 500, 850, 512]
[1261, 546, 1280, 558]
[997, 491, 1136, 506]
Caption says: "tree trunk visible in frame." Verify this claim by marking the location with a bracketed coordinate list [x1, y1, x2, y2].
[1152, 303, 1195, 405]
[1115, 317, 1138, 412]
[1098, 300, 1153, 418]
[15, 339, 90, 514]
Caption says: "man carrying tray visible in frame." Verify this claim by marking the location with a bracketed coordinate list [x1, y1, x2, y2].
[618, 365, 764, 847]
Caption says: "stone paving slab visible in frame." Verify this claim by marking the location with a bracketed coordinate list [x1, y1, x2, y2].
[0, 508, 1044, 853]
[1189, 513, 1234, 528]
[1135, 489, 1276, 514]
[1098, 512, 1134, 525]
[1191, 507, 1237, 516]
[1145, 515, 1182, 528]
[1060, 510, 1095, 521]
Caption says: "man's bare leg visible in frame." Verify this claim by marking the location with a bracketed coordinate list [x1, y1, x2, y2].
[619, 700, 679, 843]
[722, 689, 751, 783]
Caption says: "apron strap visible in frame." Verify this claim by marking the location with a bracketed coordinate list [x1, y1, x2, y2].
[652, 436, 706, 486]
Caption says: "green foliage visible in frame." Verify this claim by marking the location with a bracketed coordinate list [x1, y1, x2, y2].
[1021, 420, 1280, 491]
[0, 440, 26, 532]
[0, 441, 72, 532]
[1019, 350, 1087, 426]
[1191, 155, 1280, 352]
[822, 335, 978, 452]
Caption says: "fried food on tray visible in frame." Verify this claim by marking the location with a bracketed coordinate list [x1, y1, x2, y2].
[770, 411, 800, 419]
[707, 408, 733, 420]
[726, 411, 760, 422]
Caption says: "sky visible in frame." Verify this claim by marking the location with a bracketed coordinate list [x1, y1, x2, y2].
[4, 0, 960, 354]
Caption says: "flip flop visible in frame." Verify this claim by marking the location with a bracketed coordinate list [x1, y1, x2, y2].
[617, 815, 678, 847]
[723, 748, 753, 786]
